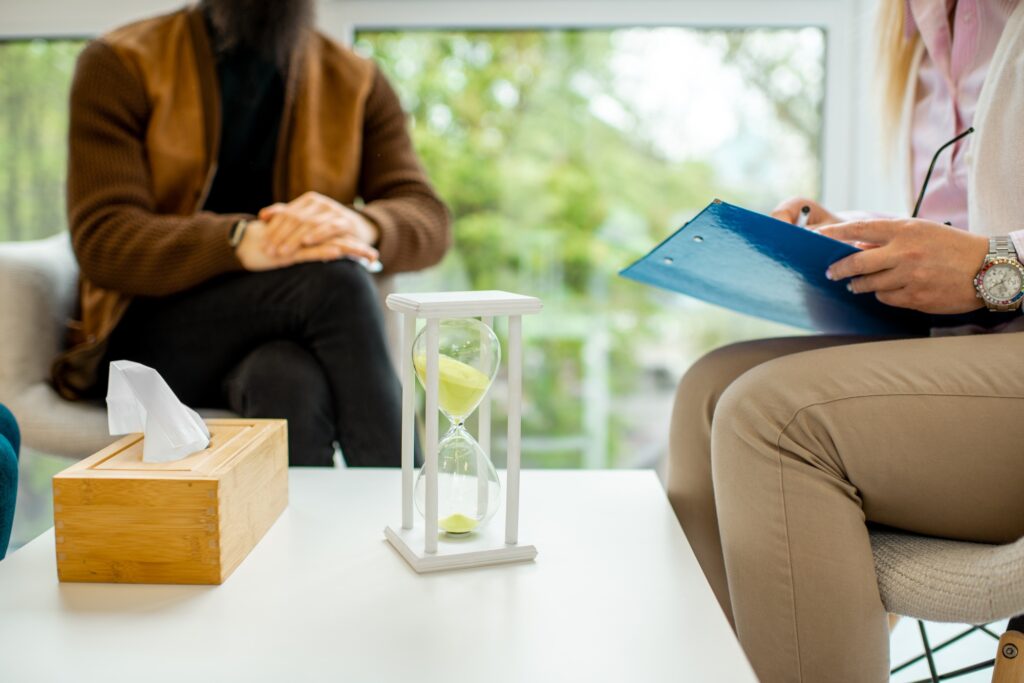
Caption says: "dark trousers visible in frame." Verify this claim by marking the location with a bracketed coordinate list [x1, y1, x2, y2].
[100, 261, 402, 467]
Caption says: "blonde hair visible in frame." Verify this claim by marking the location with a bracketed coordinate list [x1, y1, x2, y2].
[875, 0, 920, 141]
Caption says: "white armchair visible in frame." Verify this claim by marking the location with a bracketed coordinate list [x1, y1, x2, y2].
[0, 234, 115, 458]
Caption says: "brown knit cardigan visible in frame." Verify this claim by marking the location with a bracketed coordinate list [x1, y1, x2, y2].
[53, 5, 451, 399]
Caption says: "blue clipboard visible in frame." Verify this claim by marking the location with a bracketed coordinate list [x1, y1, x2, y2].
[619, 200, 934, 335]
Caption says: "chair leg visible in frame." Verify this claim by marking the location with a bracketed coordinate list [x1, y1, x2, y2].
[918, 620, 940, 683]
[992, 617, 1024, 683]
[890, 625, 985, 677]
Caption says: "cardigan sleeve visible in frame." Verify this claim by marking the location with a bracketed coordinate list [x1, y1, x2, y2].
[355, 65, 452, 274]
[67, 40, 248, 297]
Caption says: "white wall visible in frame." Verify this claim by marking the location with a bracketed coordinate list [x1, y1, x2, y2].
[850, 0, 910, 215]
[0, 0, 901, 215]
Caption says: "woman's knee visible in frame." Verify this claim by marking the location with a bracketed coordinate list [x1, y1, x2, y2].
[670, 340, 787, 456]
[668, 341, 783, 505]
[673, 343, 760, 430]
[709, 353, 821, 477]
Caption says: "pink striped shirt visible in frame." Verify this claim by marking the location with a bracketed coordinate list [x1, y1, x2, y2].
[907, 0, 1020, 249]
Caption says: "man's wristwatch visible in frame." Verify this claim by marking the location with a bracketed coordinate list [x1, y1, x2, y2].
[973, 236, 1024, 312]
[228, 219, 249, 248]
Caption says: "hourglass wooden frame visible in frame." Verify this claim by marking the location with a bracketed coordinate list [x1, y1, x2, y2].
[384, 291, 542, 573]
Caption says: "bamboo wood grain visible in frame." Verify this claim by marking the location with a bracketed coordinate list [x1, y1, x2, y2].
[53, 419, 288, 585]
[216, 422, 289, 582]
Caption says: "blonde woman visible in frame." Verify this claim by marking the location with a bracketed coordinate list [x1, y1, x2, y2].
[667, 1, 1024, 681]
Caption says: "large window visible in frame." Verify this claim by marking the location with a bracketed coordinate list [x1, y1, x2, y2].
[356, 28, 822, 468]
[0, 39, 84, 242]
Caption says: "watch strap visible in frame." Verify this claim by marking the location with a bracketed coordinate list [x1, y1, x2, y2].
[229, 219, 249, 248]
[990, 235, 1015, 260]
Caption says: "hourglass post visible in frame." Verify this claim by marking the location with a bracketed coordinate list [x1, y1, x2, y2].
[477, 316, 494, 519]
[505, 314, 522, 545]
[423, 318, 441, 554]
[401, 312, 417, 530]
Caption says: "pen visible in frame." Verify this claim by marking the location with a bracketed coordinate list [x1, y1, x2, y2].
[796, 205, 811, 229]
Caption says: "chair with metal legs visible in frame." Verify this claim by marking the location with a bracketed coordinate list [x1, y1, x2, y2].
[871, 529, 1024, 682]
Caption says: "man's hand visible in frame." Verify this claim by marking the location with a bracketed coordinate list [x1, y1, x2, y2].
[236, 219, 379, 272]
[819, 218, 989, 314]
[770, 197, 842, 229]
[259, 191, 381, 259]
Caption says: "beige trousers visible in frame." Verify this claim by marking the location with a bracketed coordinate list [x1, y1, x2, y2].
[667, 332, 1024, 683]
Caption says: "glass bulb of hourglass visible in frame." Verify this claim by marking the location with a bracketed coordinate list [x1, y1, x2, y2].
[414, 430, 501, 534]
[412, 318, 501, 534]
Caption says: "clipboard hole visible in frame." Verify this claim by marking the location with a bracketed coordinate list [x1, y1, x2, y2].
[662, 256, 674, 265]
[692, 235, 704, 243]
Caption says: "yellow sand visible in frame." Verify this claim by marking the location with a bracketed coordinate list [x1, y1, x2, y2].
[439, 513, 479, 534]
[414, 353, 490, 420]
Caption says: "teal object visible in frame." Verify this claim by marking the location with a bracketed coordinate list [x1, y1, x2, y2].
[620, 200, 941, 335]
[0, 403, 19, 456]
[0, 404, 18, 559]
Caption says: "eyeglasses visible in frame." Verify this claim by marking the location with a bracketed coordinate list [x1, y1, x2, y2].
[912, 126, 975, 219]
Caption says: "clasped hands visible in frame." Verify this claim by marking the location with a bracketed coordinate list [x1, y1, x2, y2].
[236, 191, 381, 272]
[772, 198, 989, 315]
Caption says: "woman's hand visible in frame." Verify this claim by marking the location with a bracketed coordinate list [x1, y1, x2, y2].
[236, 219, 379, 272]
[819, 218, 989, 314]
[770, 197, 842, 228]
[259, 191, 380, 259]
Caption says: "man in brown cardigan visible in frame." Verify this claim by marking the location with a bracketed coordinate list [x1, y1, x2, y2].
[54, 0, 451, 466]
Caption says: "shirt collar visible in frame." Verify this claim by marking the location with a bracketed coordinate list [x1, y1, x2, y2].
[906, 0, 957, 77]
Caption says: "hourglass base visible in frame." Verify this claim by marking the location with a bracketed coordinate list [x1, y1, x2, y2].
[384, 516, 538, 574]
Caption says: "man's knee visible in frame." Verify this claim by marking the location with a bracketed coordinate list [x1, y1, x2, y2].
[225, 342, 336, 466]
[295, 260, 378, 307]
[225, 341, 330, 414]
[285, 261, 389, 344]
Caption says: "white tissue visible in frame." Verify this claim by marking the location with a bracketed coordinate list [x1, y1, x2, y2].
[106, 360, 211, 463]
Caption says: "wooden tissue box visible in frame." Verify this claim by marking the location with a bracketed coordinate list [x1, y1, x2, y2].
[53, 419, 288, 585]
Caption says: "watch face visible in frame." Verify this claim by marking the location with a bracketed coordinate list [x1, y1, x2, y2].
[982, 262, 1024, 301]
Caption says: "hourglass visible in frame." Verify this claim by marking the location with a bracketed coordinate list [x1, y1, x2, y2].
[384, 291, 542, 573]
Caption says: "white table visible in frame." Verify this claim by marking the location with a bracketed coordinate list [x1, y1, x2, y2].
[0, 470, 756, 683]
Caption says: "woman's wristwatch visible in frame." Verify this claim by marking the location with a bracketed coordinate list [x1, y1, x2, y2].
[974, 236, 1024, 312]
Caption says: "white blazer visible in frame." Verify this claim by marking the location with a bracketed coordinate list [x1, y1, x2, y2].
[901, 2, 1024, 236]
[968, 2, 1024, 236]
